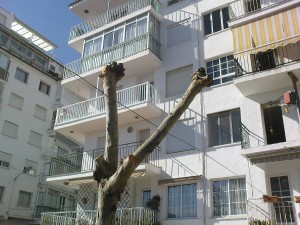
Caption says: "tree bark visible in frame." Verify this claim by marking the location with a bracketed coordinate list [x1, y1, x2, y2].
[94, 64, 211, 225]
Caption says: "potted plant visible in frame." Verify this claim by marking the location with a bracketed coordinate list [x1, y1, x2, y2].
[249, 219, 272, 225]
[295, 196, 300, 203]
[146, 195, 160, 211]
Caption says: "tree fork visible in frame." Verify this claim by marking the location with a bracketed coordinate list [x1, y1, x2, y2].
[94, 64, 211, 225]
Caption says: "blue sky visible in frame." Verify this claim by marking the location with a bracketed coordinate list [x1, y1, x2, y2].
[1, 0, 82, 64]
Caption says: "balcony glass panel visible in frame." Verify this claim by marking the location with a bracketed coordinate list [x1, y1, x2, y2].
[69, 0, 161, 41]
[64, 15, 160, 80]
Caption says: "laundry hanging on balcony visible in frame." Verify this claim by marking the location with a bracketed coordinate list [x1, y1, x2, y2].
[231, 5, 300, 57]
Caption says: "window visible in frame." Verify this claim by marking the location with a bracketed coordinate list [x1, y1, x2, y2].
[8, 93, 24, 110]
[167, 118, 195, 153]
[18, 191, 32, 207]
[166, 65, 193, 97]
[0, 151, 11, 168]
[168, 183, 197, 218]
[167, 20, 191, 48]
[54, 145, 68, 156]
[206, 55, 235, 86]
[204, 7, 230, 36]
[15, 68, 28, 83]
[0, 53, 10, 81]
[0, 186, 5, 202]
[28, 131, 43, 147]
[34, 104, 47, 120]
[208, 109, 241, 147]
[213, 178, 246, 216]
[254, 49, 277, 71]
[2, 120, 18, 138]
[168, 0, 184, 6]
[142, 190, 151, 207]
[46, 189, 60, 208]
[270, 176, 295, 223]
[39, 81, 51, 95]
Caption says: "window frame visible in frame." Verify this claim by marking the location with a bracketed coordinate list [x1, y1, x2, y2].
[141, 189, 151, 207]
[39, 81, 51, 95]
[167, 182, 197, 219]
[0, 186, 5, 202]
[206, 54, 235, 86]
[208, 109, 241, 147]
[15, 67, 29, 83]
[17, 191, 32, 207]
[212, 177, 247, 217]
[203, 7, 230, 36]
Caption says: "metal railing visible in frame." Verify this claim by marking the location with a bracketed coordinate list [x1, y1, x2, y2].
[235, 41, 300, 78]
[240, 123, 264, 149]
[63, 33, 160, 79]
[49, 142, 160, 176]
[69, 0, 161, 41]
[229, 0, 287, 20]
[41, 207, 157, 225]
[55, 82, 158, 126]
[247, 198, 296, 224]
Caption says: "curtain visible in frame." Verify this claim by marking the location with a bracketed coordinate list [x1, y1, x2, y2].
[136, 18, 147, 36]
[125, 23, 136, 41]
[103, 32, 113, 49]
[83, 41, 94, 57]
[113, 28, 124, 45]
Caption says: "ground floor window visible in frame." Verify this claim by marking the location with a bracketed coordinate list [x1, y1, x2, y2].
[168, 183, 197, 218]
[270, 176, 295, 223]
[212, 177, 246, 216]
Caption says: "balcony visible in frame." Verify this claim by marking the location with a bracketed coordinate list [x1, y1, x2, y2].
[240, 123, 300, 164]
[229, 0, 288, 20]
[0, 25, 62, 80]
[69, 0, 161, 42]
[41, 208, 157, 225]
[63, 33, 161, 82]
[247, 198, 297, 224]
[233, 41, 300, 96]
[54, 82, 160, 143]
[47, 142, 160, 186]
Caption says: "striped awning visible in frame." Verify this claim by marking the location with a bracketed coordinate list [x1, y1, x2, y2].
[231, 5, 300, 57]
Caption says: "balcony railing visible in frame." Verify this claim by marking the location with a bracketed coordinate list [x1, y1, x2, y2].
[49, 142, 160, 176]
[234, 41, 300, 78]
[55, 82, 158, 126]
[41, 208, 157, 225]
[229, 0, 287, 20]
[240, 123, 264, 149]
[63, 33, 160, 79]
[69, 0, 161, 41]
[247, 198, 296, 224]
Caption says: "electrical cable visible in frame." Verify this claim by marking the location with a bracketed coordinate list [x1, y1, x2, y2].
[63, 67, 266, 195]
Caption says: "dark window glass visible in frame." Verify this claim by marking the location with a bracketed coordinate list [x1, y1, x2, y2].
[204, 14, 212, 35]
[212, 10, 221, 33]
[222, 8, 229, 29]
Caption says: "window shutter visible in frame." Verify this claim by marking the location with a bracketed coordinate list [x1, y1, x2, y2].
[34, 105, 47, 120]
[29, 131, 43, 147]
[166, 65, 193, 97]
[2, 121, 18, 138]
[9, 93, 24, 110]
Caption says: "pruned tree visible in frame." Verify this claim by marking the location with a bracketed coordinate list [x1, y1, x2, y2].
[93, 61, 211, 225]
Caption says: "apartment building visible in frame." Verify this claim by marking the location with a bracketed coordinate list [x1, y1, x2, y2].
[42, 0, 300, 225]
[0, 8, 80, 225]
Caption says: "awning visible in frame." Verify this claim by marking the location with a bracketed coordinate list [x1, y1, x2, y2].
[231, 5, 300, 57]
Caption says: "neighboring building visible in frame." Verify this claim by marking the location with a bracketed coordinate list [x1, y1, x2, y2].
[41, 0, 300, 225]
[0, 8, 80, 225]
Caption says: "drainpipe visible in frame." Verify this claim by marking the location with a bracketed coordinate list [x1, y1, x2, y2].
[287, 71, 300, 121]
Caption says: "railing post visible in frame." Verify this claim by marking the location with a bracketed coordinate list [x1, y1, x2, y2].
[146, 82, 149, 102]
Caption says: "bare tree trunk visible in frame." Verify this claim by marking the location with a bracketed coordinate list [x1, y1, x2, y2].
[94, 64, 211, 225]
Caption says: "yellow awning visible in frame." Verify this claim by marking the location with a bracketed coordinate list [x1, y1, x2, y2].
[232, 5, 300, 57]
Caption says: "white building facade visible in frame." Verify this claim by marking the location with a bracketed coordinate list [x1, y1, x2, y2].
[0, 8, 80, 225]
[43, 0, 300, 225]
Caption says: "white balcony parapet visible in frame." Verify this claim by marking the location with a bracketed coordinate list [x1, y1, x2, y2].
[69, 0, 161, 41]
[55, 82, 159, 126]
[41, 207, 158, 225]
[64, 33, 160, 80]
